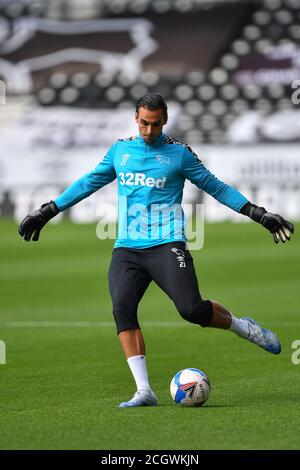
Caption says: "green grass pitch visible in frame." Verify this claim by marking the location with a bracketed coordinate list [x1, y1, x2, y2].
[0, 219, 299, 450]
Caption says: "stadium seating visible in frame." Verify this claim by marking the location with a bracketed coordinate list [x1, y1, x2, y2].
[1, 0, 299, 143]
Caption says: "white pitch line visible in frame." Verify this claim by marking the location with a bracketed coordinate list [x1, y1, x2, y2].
[0, 321, 297, 328]
[0, 321, 190, 328]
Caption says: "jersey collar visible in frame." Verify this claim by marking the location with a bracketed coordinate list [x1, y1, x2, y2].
[137, 132, 165, 147]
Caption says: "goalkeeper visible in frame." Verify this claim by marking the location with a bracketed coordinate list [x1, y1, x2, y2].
[18, 93, 294, 408]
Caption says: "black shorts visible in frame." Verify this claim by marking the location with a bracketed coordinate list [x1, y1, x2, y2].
[108, 241, 213, 334]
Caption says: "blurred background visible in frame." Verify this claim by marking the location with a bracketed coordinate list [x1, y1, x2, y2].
[0, 0, 299, 224]
[1, 2, 300, 450]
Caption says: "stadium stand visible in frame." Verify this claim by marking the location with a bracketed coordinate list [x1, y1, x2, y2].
[0, 0, 299, 145]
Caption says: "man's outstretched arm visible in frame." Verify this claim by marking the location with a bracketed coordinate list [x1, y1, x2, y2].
[181, 146, 295, 244]
[18, 144, 117, 242]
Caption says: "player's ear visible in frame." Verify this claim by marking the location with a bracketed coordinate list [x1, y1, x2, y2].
[135, 111, 139, 123]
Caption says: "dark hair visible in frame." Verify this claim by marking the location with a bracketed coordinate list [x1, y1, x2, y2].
[135, 93, 168, 123]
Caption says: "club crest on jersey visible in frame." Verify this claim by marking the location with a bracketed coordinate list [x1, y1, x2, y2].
[171, 247, 186, 268]
[156, 155, 170, 165]
[120, 154, 130, 166]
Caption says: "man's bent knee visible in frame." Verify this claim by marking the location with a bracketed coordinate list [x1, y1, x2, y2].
[177, 299, 213, 327]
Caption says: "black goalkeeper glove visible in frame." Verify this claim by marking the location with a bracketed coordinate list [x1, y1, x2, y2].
[240, 203, 294, 244]
[18, 201, 59, 242]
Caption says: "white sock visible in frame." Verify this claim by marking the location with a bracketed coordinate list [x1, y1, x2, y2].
[127, 355, 151, 392]
[229, 314, 249, 339]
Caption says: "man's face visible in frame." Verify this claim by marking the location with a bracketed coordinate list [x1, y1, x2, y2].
[135, 107, 166, 144]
